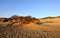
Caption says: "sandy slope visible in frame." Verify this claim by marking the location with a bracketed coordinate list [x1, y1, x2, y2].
[0, 18, 60, 38]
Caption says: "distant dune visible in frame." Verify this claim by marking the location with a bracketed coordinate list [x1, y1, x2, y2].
[0, 15, 60, 38]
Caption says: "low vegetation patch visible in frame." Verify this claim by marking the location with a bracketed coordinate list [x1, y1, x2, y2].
[0, 15, 40, 26]
[42, 16, 56, 19]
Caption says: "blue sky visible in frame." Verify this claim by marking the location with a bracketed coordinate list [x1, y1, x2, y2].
[0, 0, 60, 18]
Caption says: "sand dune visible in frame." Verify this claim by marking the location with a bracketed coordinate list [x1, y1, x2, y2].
[0, 16, 60, 38]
